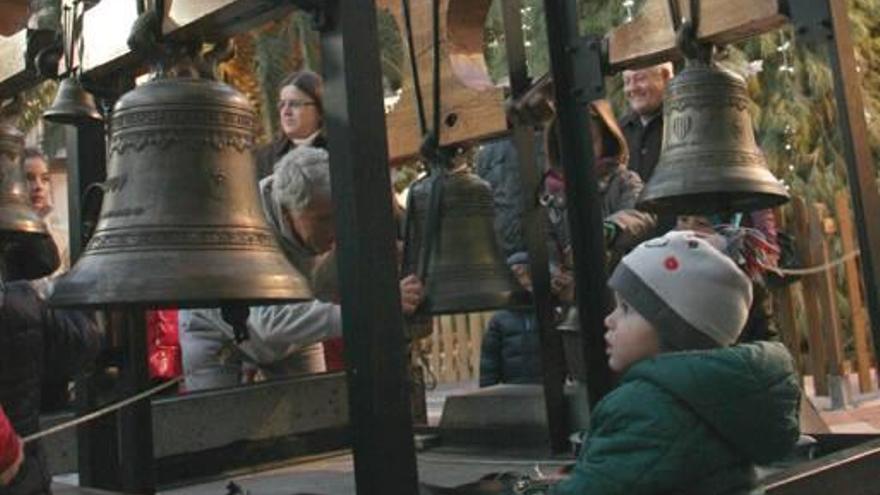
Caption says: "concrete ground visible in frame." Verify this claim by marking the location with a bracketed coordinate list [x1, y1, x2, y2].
[54, 374, 880, 494]
[803, 372, 880, 433]
[159, 449, 569, 495]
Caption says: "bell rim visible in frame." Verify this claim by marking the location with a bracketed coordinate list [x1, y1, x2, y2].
[637, 191, 790, 215]
[48, 249, 314, 308]
[48, 290, 314, 309]
[420, 290, 530, 315]
[43, 104, 104, 126]
[49, 280, 314, 309]
[0, 208, 51, 236]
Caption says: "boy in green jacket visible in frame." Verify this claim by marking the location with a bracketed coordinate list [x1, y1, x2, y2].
[551, 230, 801, 495]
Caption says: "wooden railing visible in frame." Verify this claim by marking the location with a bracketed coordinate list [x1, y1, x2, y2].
[775, 192, 876, 408]
[415, 312, 494, 385]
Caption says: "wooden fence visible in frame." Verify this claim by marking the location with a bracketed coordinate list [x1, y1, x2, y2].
[415, 312, 494, 384]
[775, 192, 877, 408]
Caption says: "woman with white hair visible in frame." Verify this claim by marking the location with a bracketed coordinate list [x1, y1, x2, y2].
[180, 147, 423, 390]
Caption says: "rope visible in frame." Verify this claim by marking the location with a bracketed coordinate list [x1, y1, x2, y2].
[763, 249, 861, 277]
[400, 0, 427, 136]
[22, 376, 183, 445]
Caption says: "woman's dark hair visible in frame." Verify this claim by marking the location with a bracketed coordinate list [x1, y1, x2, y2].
[544, 113, 620, 170]
[279, 70, 324, 116]
[22, 147, 47, 162]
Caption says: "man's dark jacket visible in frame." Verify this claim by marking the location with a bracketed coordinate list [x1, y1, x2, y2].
[619, 110, 677, 235]
[0, 282, 100, 495]
[618, 111, 663, 184]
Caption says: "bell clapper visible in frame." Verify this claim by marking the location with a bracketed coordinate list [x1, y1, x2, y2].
[221, 304, 251, 344]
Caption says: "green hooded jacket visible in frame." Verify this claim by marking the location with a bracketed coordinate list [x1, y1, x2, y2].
[552, 342, 801, 495]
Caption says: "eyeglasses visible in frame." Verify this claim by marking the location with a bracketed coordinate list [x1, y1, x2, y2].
[278, 99, 317, 110]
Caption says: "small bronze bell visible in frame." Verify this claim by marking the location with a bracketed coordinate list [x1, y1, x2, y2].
[0, 124, 59, 280]
[637, 60, 789, 214]
[43, 77, 103, 126]
[404, 169, 526, 314]
[50, 76, 311, 308]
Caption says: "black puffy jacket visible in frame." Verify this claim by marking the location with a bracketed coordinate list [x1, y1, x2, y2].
[0, 282, 100, 495]
[474, 134, 545, 258]
[479, 310, 542, 387]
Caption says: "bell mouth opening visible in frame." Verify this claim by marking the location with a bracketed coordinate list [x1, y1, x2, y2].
[420, 293, 531, 316]
[637, 191, 790, 215]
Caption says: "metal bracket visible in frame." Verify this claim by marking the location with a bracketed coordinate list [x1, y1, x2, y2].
[572, 35, 608, 104]
[783, 0, 833, 46]
[290, 0, 328, 31]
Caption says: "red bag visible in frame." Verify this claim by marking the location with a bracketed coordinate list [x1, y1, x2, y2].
[323, 337, 345, 372]
[147, 310, 182, 380]
[0, 406, 21, 476]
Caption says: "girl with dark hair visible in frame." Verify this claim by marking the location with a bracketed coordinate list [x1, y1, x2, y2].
[255, 70, 327, 179]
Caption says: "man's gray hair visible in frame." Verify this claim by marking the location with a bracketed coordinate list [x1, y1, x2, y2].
[272, 146, 332, 213]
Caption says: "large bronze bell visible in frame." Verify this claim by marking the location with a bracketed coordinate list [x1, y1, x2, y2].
[405, 169, 526, 314]
[50, 76, 312, 308]
[0, 123, 59, 280]
[637, 60, 789, 214]
[43, 77, 103, 127]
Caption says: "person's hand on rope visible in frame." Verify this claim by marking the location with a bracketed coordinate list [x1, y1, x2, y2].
[603, 221, 620, 248]
[400, 274, 425, 315]
[551, 269, 575, 304]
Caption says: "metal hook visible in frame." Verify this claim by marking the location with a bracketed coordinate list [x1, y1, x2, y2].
[672, 0, 712, 64]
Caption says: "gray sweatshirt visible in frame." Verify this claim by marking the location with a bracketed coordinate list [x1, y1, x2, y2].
[180, 174, 341, 391]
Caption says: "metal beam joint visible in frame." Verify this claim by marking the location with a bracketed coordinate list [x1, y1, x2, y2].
[572, 35, 608, 103]
[289, 0, 328, 31]
[783, 0, 833, 45]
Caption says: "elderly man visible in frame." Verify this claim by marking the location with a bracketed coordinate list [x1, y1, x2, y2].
[618, 63, 674, 184]
[180, 147, 423, 390]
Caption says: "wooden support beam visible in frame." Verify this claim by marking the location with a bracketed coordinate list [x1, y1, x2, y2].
[0, 30, 34, 98]
[0, 0, 297, 96]
[793, 197, 828, 396]
[836, 191, 875, 394]
[606, 0, 788, 71]
[813, 203, 849, 409]
[80, 0, 297, 80]
[378, 0, 507, 159]
[0, 0, 29, 36]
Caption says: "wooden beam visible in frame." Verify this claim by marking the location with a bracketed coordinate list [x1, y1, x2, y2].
[79, 0, 141, 79]
[0, 0, 298, 95]
[607, 0, 788, 71]
[379, 0, 507, 159]
[0, 0, 29, 36]
[0, 30, 33, 98]
[81, 0, 297, 79]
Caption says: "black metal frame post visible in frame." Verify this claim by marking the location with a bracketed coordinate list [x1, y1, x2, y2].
[822, 0, 880, 366]
[542, 0, 614, 406]
[117, 308, 156, 494]
[501, 0, 569, 453]
[319, 1, 419, 493]
[66, 122, 121, 490]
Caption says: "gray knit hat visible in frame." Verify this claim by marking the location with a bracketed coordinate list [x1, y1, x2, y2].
[608, 230, 753, 350]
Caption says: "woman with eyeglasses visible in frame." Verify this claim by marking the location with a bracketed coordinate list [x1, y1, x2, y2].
[255, 70, 327, 179]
